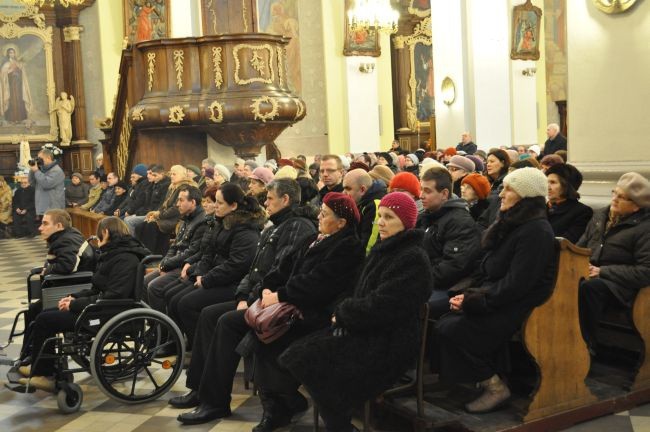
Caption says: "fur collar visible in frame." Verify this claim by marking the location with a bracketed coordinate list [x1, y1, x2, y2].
[371, 229, 424, 255]
[222, 207, 267, 230]
[482, 197, 547, 250]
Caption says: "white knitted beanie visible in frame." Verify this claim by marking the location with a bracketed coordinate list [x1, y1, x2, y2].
[503, 167, 547, 199]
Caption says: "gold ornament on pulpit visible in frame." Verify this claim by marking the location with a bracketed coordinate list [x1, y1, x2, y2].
[592, 0, 638, 14]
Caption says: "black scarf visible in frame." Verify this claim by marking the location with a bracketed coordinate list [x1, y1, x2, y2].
[481, 197, 547, 250]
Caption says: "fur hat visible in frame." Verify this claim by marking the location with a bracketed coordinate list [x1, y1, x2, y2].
[617, 172, 650, 208]
[503, 167, 548, 199]
[349, 161, 370, 172]
[275, 165, 298, 180]
[447, 155, 475, 173]
[466, 155, 484, 173]
[546, 163, 583, 195]
[115, 180, 129, 191]
[461, 173, 491, 200]
[369, 165, 394, 186]
[379, 192, 418, 230]
[389, 172, 421, 198]
[323, 192, 360, 226]
[132, 163, 148, 177]
[540, 154, 564, 169]
[248, 167, 274, 185]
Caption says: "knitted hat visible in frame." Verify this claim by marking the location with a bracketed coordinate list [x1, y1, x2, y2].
[132, 163, 148, 177]
[406, 154, 419, 166]
[546, 163, 583, 194]
[443, 147, 457, 157]
[248, 166, 275, 185]
[71, 172, 83, 181]
[528, 145, 541, 155]
[275, 165, 298, 180]
[204, 167, 215, 179]
[115, 180, 129, 191]
[616, 172, 650, 208]
[186, 164, 201, 177]
[349, 161, 370, 172]
[503, 167, 548, 199]
[389, 172, 421, 198]
[466, 155, 484, 173]
[369, 165, 394, 186]
[214, 164, 231, 180]
[461, 173, 491, 200]
[447, 155, 475, 173]
[323, 192, 360, 227]
[379, 192, 418, 230]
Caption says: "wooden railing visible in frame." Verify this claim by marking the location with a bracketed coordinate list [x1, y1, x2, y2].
[66, 208, 105, 239]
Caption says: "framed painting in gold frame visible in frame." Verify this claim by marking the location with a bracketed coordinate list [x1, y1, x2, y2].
[343, 0, 380, 57]
[123, 0, 171, 45]
[510, 0, 542, 61]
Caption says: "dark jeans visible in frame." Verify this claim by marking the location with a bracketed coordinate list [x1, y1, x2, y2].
[30, 309, 76, 376]
[578, 278, 622, 349]
[144, 269, 182, 313]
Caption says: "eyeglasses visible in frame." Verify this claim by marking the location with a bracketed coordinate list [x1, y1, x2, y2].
[319, 168, 338, 174]
[611, 190, 632, 202]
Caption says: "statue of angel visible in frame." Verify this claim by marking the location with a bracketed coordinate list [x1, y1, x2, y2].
[53, 92, 75, 146]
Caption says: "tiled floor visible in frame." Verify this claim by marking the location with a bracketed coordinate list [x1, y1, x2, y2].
[1, 236, 650, 431]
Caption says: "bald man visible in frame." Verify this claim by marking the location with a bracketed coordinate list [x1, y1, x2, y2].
[342, 168, 386, 254]
[542, 123, 567, 157]
[456, 131, 477, 155]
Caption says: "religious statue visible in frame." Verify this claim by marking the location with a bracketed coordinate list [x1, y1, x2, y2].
[52, 92, 75, 146]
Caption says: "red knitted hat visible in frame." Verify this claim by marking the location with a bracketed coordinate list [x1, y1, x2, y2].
[389, 172, 421, 199]
[379, 192, 418, 230]
[323, 192, 360, 226]
[461, 173, 491, 200]
[443, 147, 457, 156]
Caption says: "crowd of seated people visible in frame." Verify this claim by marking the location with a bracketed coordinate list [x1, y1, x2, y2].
[8, 136, 650, 432]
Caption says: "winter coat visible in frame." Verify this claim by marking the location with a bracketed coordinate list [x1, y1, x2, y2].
[119, 177, 150, 216]
[234, 205, 318, 303]
[195, 207, 266, 293]
[357, 180, 386, 254]
[542, 133, 567, 157]
[105, 192, 128, 216]
[155, 179, 196, 234]
[159, 207, 207, 272]
[577, 207, 650, 306]
[416, 198, 481, 291]
[65, 182, 89, 207]
[80, 184, 102, 210]
[468, 199, 489, 221]
[69, 235, 150, 314]
[0, 186, 11, 224]
[148, 176, 171, 211]
[43, 227, 96, 276]
[456, 141, 477, 155]
[92, 186, 115, 214]
[547, 199, 593, 244]
[12, 185, 35, 214]
[477, 173, 506, 231]
[29, 161, 65, 215]
[279, 229, 432, 412]
[314, 182, 344, 206]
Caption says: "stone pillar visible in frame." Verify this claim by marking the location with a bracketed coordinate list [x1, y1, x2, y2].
[62, 25, 89, 143]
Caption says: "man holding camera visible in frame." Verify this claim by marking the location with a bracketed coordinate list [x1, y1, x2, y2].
[28, 147, 65, 217]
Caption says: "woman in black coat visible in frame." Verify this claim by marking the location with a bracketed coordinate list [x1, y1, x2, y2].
[437, 168, 556, 414]
[280, 192, 431, 432]
[250, 192, 365, 432]
[546, 163, 593, 243]
[478, 149, 511, 230]
[18, 217, 150, 391]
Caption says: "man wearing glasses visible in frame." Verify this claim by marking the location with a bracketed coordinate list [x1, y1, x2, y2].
[313, 154, 345, 206]
[578, 172, 650, 354]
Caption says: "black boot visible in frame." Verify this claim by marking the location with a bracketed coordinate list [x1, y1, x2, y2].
[252, 413, 292, 432]
[168, 390, 199, 408]
[176, 404, 231, 425]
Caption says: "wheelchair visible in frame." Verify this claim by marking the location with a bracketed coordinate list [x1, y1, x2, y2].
[1, 255, 186, 414]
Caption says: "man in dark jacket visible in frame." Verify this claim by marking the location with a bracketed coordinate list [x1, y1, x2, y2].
[91, 172, 118, 215]
[541, 123, 567, 157]
[418, 168, 481, 318]
[144, 185, 207, 313]
[39, 209, 95, 275]
[313, 154, 345, 206]
[174, 178, 319, 425]
[115, 163, 149, 218]
[124, 165, 170, 235]
[342, 168, 386, 254]
[578, 172, 650, 352]
[456, 131, 477, 155]
[12, 176, 37, 237]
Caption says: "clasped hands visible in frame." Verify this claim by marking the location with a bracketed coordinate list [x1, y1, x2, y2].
[261, 289, 279, 308]
[449, 294, 464, 312]
[58, 295, 73, 311]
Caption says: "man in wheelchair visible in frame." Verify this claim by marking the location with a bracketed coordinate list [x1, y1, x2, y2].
[16, 217, 150, 391]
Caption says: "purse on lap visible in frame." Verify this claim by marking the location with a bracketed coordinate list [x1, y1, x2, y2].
[244, 299, 303, 344]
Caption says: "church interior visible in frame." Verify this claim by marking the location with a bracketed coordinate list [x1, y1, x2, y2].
[1, 0, 650, 431]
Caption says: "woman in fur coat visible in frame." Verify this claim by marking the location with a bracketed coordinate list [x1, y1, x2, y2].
[280, 192, 432, 432]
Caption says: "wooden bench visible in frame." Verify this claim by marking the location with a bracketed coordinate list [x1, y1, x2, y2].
[521, 238, 596, 421]
[66, 208, 106, 239]
[631, 285, 650, 390]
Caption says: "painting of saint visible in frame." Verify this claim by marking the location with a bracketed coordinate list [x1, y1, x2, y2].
[0, 46, 32, 123]
[414, 43, 434, 122]
[510, 2, 542, 60]
[125, 0, 169, 44]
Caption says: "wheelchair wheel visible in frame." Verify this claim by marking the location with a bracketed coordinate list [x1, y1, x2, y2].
[57, 383, 83, 414]
[89, 308, 184, 404]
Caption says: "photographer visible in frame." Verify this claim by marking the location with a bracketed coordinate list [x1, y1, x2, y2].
[28, 145, 65, 217]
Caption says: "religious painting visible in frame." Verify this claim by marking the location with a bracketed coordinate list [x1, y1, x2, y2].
[123, 0, 170, 44]
[510, 0, 542, 61]
[413, 42, 434, 122]
[408, 0, 431, 18]
[0, 24, 57, 143]
[343, 0, 380, 57]
[257, 0, 302, 93]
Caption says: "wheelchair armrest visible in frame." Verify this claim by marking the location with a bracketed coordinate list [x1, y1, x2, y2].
[75, 300, 146, 334]
[29, 267, 43, 276]
[43, 271, 93, 283]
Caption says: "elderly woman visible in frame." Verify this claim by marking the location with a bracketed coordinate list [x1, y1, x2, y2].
[18, 217, 149, 391]
[478, 149, 512, 229]
[65, 172, 89, 207]
[249, 192, 365, 432]
[577, 172, 650, 354]
[436, 167, 556, 413]
[280, 192, 432, 432]
[546, 163, 593, 243]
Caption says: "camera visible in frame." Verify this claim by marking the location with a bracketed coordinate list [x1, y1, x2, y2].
[28, 157, 43, 167]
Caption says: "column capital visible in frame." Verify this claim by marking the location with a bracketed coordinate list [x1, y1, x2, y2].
[63, 25, 83, 42]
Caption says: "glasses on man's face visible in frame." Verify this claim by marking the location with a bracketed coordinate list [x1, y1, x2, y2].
[320, 168, 337, 175]
[611, 190, 632, 202]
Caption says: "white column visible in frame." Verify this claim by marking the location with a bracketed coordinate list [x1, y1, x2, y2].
[346, 57, 381, 153]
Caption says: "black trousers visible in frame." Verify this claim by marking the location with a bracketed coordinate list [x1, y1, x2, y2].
[31, 309, 76, 376]
[12, 211, 37, 237]
[578, 278, 622, 349]
[176, 287, 234, 347]
[315, 399, 354, 432]
[186, 304, 244, 409]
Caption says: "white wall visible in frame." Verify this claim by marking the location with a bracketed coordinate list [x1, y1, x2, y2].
[346, 57, 381, 153]
[170, 0, 201, 37]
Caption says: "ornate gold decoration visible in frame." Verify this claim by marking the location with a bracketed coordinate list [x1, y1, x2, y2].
[62, 25, 82, 42]
[250, 51, 266, 76]
[394, 16, 432, 49]
[250, 96, 280, 123]
[208, 101, 224, 123]
[173, 49, 184, 90]
[294, 99, 305, 121]
[408, 0, 431, 18]
[276, 46, 285, 87]
[131, 107, 145, 122]
[116, 102, 131, 180]
[233, 44, 275, 85]
[147, 52, 156, 91]
[211, 46, 223, 88]
[242, 0, 249, 32]
[206, 0, 218, 33]
[0, 23, 58, 143]
[592, 0, 638, 14]
[169, 105, 185, 124]
[0, 4, 43, 27]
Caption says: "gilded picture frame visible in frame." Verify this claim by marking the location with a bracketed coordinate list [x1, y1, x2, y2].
[123, 0, 171, 45]
[343, 0, 381, 57]
[510, 0, 542, 61]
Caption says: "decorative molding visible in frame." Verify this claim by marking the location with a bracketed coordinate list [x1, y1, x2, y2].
[0, 4, 43, 28]
[116, 102, 131, 180]
[242, 0, 249, 32]
[211, 46, 223, 89]
[63, 25, 82, 42]
[147, 52, 156, 91]
[250, 51, 266, 76]
[206, 0, 218, 33]
[394, 16, 432, 49]
[233, 44, 275, 85]
[277, 46, 284, 87]
[131, 107, 144, 122]
[173, 49, 184, 90]
[169, 105, 185, 124]
[250, 96, 279, 123]
[592, 0, 638, 14]
[208, 100, 224, 123]
[294, 99, 305, 120]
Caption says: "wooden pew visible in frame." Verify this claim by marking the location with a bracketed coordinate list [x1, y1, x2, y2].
[521, 238, 596, 421]
[632, 285, 650, 390]
[66, 208, 106, 239]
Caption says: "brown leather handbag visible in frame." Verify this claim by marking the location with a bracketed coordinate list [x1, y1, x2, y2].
[244, 299, 303, 344]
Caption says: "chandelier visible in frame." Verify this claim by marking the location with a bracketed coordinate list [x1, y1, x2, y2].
[19, 0, 86, 7]
[348, 0, 400, 34]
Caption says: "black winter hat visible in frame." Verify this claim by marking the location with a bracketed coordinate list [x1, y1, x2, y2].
[546, 163, 583, 196]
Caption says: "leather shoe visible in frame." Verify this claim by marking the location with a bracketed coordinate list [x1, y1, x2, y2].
[168, 390, 199, 408]
[154, 343, 177, 358]
[252, 414, 292, 432]
[176, 404, 231, 425]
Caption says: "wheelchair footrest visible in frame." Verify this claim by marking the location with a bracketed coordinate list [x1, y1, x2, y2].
[6, 366, 24, 384]
[4, 381, 36, 394]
